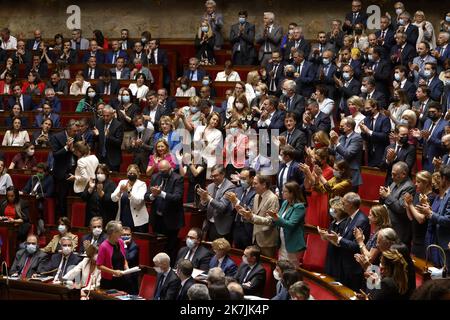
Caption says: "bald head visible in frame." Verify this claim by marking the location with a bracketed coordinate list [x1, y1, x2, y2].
[158, 160, 171, 172]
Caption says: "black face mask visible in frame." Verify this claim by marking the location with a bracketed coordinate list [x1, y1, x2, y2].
[362, 110, 372, 117]
[399, 136, 409, 145]
[339, 128, 346, 135]
[428, 113, 438, 121]
[442, 142, 450, 151]
[127, 174, 137, 182]
[285, 71, 295, 78]
[355, 29, 363, 35]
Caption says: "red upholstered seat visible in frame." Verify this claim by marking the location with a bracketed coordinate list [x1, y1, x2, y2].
[360, 204, 371, 216]
[139, 273, 157, 300]
[304, 279, 338, 300]
[44, 198, 55, 225]
[262, 262, 276, 299]
[134, 238, 150, 266]
[230, 255, 242, 266]
[0, 227, 10, 265]
[415, 273, 423, 288]
[120, 154, 134, 173]
[359, 168, 386, 200]
[302, 234, 328, 272]
[305, 192, 329, 229]
[110, 177, 122, 186]
[71, 202, 86, 227]
[10, 173, 31, 190]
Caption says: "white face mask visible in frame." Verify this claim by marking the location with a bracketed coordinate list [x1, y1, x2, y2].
[58, 224, 66, 234]
[273, 269, 281, 281]
[88, 92, 96, 98]
[361, 85, 368, 93]
[96, 174, 106, 182]
[92, 227, 102, 237]
[154, 266, 163, 274]
[136, 125, 145, 133]
[235, 103, 244, 110]
[242, 255, 249, 265]
[62, 246, 72, 256]
[255, 91, 261, 97]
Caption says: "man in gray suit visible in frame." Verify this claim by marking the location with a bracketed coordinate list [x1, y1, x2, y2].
[329, 117, 363, 191]
[308, 31, 335, 63]
[230, 10, 256, 65]
[110, 57, 131, 80]
[380, 161, 415, 248]
[198, 164, 236, 241]
[202, 0, 224, 49]
[70, 29, 89, 50]
[256, 12, 283, 67]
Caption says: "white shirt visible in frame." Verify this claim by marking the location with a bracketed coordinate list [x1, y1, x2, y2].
[215, 71, 241, 82]
[128, 83, 149, 100]
[1, 35, 17, 50]
[153, 49, 159, 64]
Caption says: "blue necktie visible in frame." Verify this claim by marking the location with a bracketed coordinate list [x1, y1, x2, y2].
[154, 274, 166, 300]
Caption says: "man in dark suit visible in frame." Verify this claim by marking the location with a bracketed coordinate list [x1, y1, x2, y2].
[390, 32, 417, 68]
[183, 57, 207, 81]
[79, 217, 107, 254]
[122, 226, 140, 294]
[277, 145, 304, 198]
[83, 56, 104, 80]
[34, 103, 60, 128]
[129, 41, 148, 65]
[397, 12, 419, 47]
[230, 10, 256, 65]
[365, 46, 392, 97]
[421, 62, 444, 102]
[442, 69, 450, 113]
[320, 192, 370, 291]
[380, 124, 416, 185]
[129, 115, 154, 173]
[82, 40, 105, 64]
[329, 117, 364, 190]
[147, 38, 170, 88]
[42, 237, 82, 282]
[56, 41, 78, 64]
[293, 51, 315, 98]
[25, 29, 42, 51]
[376, 16, 396, 53]
[380, 161, 416, 248]
[301, 99, 331, 145]
[176, 228, 213, 271]
[279, 80, 305, 123]
[438, 134, 450, 169]
[360, 76, 387, 109]
[255, 12, 283, 66]
[110, 57, 131, 80]
[46, 72, 69, 96]
[418, 103, 447, 172]
[22, 162, 54, 199]
[314, 50, 338, 99]
[25, 54, 48, 79]
[145, 160, 184, 261]
[50, 119, 80, 217]
[308, 32, 335, 63]
[8, 84, 33, 111]
[93, 105, 124, 172]
[284, 26, 311, 63]
[176, 259, 195, 300]
[198, 165, 236, 241]
[157, 88, 177, 117]
[119, 28, 134, 50]
[262, 51, 285, 96]
[279, 112, 307, 162]
[234, 245, 266, 296]
[359, 99, 391, 166]
[153, 252, 181, 300]
[393, 65, 416, 103]
[336, 64, 361, 116]
[433, 32, 450, 71]
[10, 234, 48, 279]
[106, 40, 129, 64]
[413, 85, 436, 129]
[96, 71, 120, 97]
[342, 0, 368, 34]
[224, 168, 256, 250]
[257, 96, 286, 155]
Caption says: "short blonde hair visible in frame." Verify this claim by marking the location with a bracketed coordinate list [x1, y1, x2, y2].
[159, 115, 174, 130]
[347, 95, 364, 109]
[246, 70, 260, 86]
[211, 238, 231, 252]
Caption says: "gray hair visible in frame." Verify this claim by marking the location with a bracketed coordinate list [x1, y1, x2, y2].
[264, 12, 275, 21]
[207, 267, 226, 285]
[60, 236, 72, 245]
[153, 252, 170, 265]
[362, 76, 376, 87]
[378, 227, 398, 243]
[283, 78, 296, 92]
[187, 283, 211, 300]
[393, 161, 409, 175]
[205, 0, 216, 7]
[399, 11, 411, 20]
[343, 192, 361, 209]
[103, 104, 114, 113]
[105, 220, 122, 236]
[439, 32, 450, 42]
[44, 88, 55, 95]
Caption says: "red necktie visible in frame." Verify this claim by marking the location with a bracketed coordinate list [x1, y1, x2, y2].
[21, 257, 32, 279]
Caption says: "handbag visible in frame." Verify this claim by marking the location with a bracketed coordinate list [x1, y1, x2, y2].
[424, 244, 448, 280]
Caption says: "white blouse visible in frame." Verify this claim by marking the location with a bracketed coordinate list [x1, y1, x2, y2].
[0, 173, 14, 195]
[215, 71, 241, 82]
[128, 83, 149, 100]
[2, 130, 30, 146]
[70, 81, 91, 96]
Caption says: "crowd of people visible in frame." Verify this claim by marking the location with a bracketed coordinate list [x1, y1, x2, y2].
[0, 0, 450, 300]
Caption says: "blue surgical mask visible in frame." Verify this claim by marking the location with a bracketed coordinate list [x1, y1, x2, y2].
[190, 106, 199, 113]
[394, 73, 401, 81]
[26, 244, 37, 254]
[122, 95, 131, 103]
[398, 18, 405, 26]
[229, 127, 238, 135]
[240, 180, 249, 189]
[395, 8, 403, 16]
[201, 27, 209, 33]
[181, 84, 188, 90]
[202, 79, 210, 86]
[342, 72, 351, 81]
[136, 125, 145, 133]
[446, 16, 450, 23]
[322, 58, 330, 65]
[423, 70, 432, 78]
[239, 17, 246, 24]
[186, 238, 196, 249]
[121, 235, 131, 241]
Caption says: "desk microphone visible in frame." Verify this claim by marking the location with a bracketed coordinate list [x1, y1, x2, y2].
[1, 261, 9, 286]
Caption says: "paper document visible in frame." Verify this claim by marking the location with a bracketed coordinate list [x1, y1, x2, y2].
[192, 268, 207, 278]
[121, 266, 141, 275]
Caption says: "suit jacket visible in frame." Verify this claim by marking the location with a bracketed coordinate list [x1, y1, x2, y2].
[146, 171, 184, 230]
[315, 63, 338, 98]
[176, 245, 213, 271]
[361, 113, 391, 166]
[343, 11, 368, 33]
[209, 255, 238, 277]
[46, 80, 69, 96]
[251, 190, 280, 248]
[400, 80, 417, 104]
[256, 24, 283, 60]
[105, 50, 129, 64]
[308, 43, 336, 62]
[26, 39, 42, 51]
[277, 161, 304, 196]
[380, 143, 416, 185]
[71, 38, 89, 50]
[426, 76, 444, 102]
[230, 22, 256, 61]
[234, 262, 266, 296]
[429, 189, 450, 250]
[403, 24, 419, 47]
[360, 89, 387, 110]
[79, 232, 107, 253]
[258, 109, 286, 131]
[302, 111, 332, 143]
[294, 61, 316, 97]
[34, 113, 60, 128]
[83, 66, 104, 80]
[413, 98, 436, 129]
[176, 277, 195, 300]
[368, 60, 392, 96]
[337, 77, 361, 115]
[153, 269, 181, 300]
[110, 67, 131, 80]
[279, 93, 305, 123]
[375, 28, 396, 53]
[25, 63, 49, 79]
[10, 249, 49, 278]
[41, 253, 82, 277]
[82, 51, 105, 64]
[49, 130, 79, 180]
[332, 132, 363, 186]
[284, 38, 311, 62]
[421, 118, 447, 172]
[96, 79, 120, 96]
[264, 61, 285, 94]
[381, 178, 416, 245]
[183, 68, 207, 82]
[390, 43, 417, 67]
[94, 118, 124, 168]
[435, 45, 450, 68]
[80, 179, 117, 226]
[125, 240, 139, 267]
[280, 129, 307, 162]
[8, 94, 33, 111]
[200, 179, 236, 236]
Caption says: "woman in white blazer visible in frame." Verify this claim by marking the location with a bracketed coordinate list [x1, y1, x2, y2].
[63, 245, 101, 298]
[68, 141, 99, 194]
[111, 164, 149, 233]
[2, 117, 30, 147]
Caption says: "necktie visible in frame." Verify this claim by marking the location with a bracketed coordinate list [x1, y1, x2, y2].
[154, 52, 158, 64]
[286, 97, 291, 111]
[154, 274, 166, 300]
[21, 256, 32, 279]
[446, 155, 450, 165]
[395, 144, 401, 154]
[373, 62, 378, 71]
[287, 132, 292, 144]
[381, 30, 385, 39]
[353, 13, 357, 23]
[279, 165, 287, 189]
[370, 117, 375, 130]
[298, 63, 303, 75]
[89, 69, 93, 79]
[270, 64, 279, 91]
[185, 248, 193, 260]
[319, 45, 323, 54]
[102, 122, 110, 157]
[344, 217, 352, 234]
[57, 257, 68, 281]
[243, 265, 252, 282]
[428, 122, 436, 140]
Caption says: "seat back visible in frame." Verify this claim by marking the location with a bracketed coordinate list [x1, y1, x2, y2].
[0, 227, 10, 265]
[303, 279, 338, 300]
[359, 167, 386, 200]
[134, 237, 150, 266]
[139, 273, 157, 300]
[10, 173, 31, 190]
[305, 192, 329, 229]
[262, 262, 276, 299]
[43, 198, 55, 225]
[302, 234, 328, 272]
[71, 202, 87, 227]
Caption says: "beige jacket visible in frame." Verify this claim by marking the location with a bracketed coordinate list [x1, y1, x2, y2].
[42, 232, 78, 253]
[251, 190, 279, 248]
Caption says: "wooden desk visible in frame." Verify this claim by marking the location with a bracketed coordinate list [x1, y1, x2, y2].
[0, 277, 80, 300]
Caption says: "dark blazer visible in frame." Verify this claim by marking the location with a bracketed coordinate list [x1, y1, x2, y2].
[264, 61, 285, 95]
[52, 49, 78, 64]
[34, 113, 60, 128]
[10, 248, 49, 278]
[428, 190, 450, 251]
[110, 67, 131, 80]
[360, 89, 387, 110]
[400, 80, 417, 104]
[79, 232, 107, 254]
[337, 77, 361, 115]
[403, 24, 419, 47]
[258, 109, 286, 131]
[82, 51, 105, 64]
[426, 76, 444, 102]
[375, 28, 396, 53]
[105, 50, 129, 64]
[331, 132, 364, 186]
[229, 22, 256, 63]
[279, 93, 305, 123]
[148, 48, 169, 68]
[96, 79, 120, 96]
[38, 96, 62, 113]
[80, 179, 117, 224]
[380, 143, 416, 185]
[129, 51, 148, 65]
[390, 43, 417, 67]
[234, 262, 266, 296]
[153, 269, 180, 300]
[22, 174, 54, 198]
[176, 277, 195, 300]
[41, 253, 82, 276]
[183, 68, 207, 82]
[302, 111, 331, 144]
[49, 130, 79, 180]
[280, 129, 307, 162]
[368, 60, 392, 96]
[284, 38, 311, 62]
[146, 171, 185, 231]
[83, 66, 104, 80]
[349, 59, 363, 80]
[315, 63, 338, 98]
[25, 39, 41, 51]
[337, 210, 370, 291]
[176, 245, 213, 271]
[8, 94, 33, 111]
[381, 178, 416, 246]
[46, 80, 69, 96]
[125, 240, 139, 268]
[343, 11, 368, 33]
[194, 35, 215, 64]
[232, 186, 255, 249]
[421, 118, 447, 172]
[294, 60, 316, 98]
[361, 113, 391, 167]
[94, 118, 124, 169]
[435, 45, 450, 69]
[209, 255, 237, 277]
[25, 63, 49, 79]
[4, 116, 29, 128]
[276, 160, 304, 196]
[121, 40, 135, 51]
